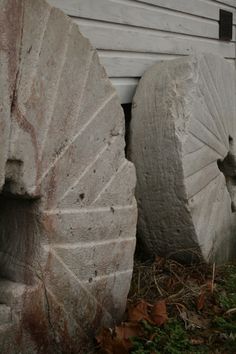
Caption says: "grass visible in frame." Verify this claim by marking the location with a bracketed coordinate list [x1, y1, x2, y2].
[131, 320, 195, 354]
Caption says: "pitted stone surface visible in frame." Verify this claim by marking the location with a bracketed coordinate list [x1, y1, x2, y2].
[0, 305, 11, 325]
[129, 53, 236, 263]
[0, 0, 137, 352]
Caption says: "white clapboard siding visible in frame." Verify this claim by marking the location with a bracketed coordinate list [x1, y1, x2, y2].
[75, 20, 235, 57]
[48, 0, 235, 38]
[213, 0, 236, 8]
[136, 0, 236, 22]
[49, 0, 236, 103]
[227, 58, 236, 64]
[100, 52, 236, 76]
[99, 52, 182, 77]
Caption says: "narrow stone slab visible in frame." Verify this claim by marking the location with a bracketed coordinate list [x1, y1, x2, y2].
[0, 0, 137, 352]
[129, 53, 236, 263]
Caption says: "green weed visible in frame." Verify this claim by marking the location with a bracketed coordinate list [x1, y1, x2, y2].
[131, 320, 197, 354]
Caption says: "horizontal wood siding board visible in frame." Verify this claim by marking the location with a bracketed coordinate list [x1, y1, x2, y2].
[135, 0, 236, 23]
[48, 0, 234, 38]
[99, 52, 183, 76]
[212, 0, 236, 8]
[75, 20, 235, 58]
[111, 78, 139, 103]
[48, 0, 236, 27]
[99, 52, 236, 77]
[226, 58, 236, 65]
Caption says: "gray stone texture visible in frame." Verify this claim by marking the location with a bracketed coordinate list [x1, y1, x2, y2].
[129, 53, 236, 263]
[0, 0, 137, 352]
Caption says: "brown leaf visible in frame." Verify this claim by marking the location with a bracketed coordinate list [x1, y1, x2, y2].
[179, 310, 210, 330]
[96, 328, 112, 345]
[116, 322, 143, 340]
[108, 340, 129, 354]
[128, 300, 151, 322]
[115, 322, 143, 350]
[151, 300, 168, 326]
[96, 328, 114, 354]
[197, 291, 206, 311]
[96, 328, 129, 354]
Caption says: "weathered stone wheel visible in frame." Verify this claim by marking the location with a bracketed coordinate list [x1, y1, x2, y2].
[0, 0, 136, 352]
[129, 53, 236, 263]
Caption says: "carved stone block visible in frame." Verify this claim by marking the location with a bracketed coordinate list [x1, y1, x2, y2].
[0, 0, 137, 352]
[129, 53, 236, 263]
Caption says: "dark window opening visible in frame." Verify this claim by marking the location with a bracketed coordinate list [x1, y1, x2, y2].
[219, 9, 233, 41]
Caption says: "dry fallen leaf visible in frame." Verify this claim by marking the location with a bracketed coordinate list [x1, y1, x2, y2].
[115, 322, 143, 350]
[96, 328, 114, 354]
[96, 327, 129, 354]
[96, 322, 145, 354]
[197, 290, 206, 311]
[151, 300, 168, 326]
[179, 309, 210, 330]
[128, 300, 151, 322]
[106, 340, 129, 354]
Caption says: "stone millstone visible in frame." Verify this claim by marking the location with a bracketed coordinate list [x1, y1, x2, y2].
[129, 53, 236, 263]
[0, 0, 137, 352]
